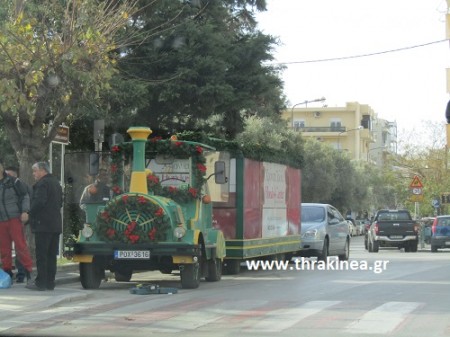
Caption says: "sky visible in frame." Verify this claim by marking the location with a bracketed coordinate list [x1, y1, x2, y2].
[256, 0, 450, 141]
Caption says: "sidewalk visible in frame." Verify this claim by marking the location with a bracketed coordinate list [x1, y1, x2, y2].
[0, 263, 88, 312]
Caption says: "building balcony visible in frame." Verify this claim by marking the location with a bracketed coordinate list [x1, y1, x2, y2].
[294, 126, 347, 133]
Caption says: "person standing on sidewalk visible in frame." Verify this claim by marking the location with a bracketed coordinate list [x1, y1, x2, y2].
[4, 166, 33, 283]
[0, 160, 33, 283]
[26, 162, 62, 291]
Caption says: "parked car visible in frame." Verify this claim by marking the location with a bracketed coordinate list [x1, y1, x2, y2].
[347, 220, 359, 236]
[299, 203, 351, 261]
[431, 215, 450, 252]
[356, 220, 368, 235]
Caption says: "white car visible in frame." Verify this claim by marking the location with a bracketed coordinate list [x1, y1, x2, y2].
[299, 203, 351, 261]
[347, 220, 359, 236]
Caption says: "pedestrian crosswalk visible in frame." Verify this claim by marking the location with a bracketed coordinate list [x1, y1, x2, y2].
[0, 298, 433, 336]
[344, 301, 421, 334]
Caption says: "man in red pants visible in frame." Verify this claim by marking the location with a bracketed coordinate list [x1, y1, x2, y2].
[0, 161, 33, 283]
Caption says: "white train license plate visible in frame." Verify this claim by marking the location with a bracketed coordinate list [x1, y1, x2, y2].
[114, 250, 150, 259]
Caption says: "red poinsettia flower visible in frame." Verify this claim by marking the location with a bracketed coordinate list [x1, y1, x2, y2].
[195, 145, 203, 154]
[129, 234, 140, 243]
[148, 227, 157, 240]
[168, 186, 177, 193]
[137, 196, 147, 204]
[147, 175, 159, 184]
[101, 211, 110, 220]
[106, 228, 116, 238]
[175, 141, 183, 147]
[127, 221, 137, 232]
[122, 195, 129, 203]
[196, 163, 207, 173]
[112, 186, 122, 194]
[189, 188, 197, 198]
[155, 207, 164, 217]
[111, 145, 120, 153]
[110, 164, 118, 173]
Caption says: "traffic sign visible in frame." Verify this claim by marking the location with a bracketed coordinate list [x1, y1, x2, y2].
[410, 194, 424, 202]
[53, 125, 69, 145]
[432, 199, 440, 208]
[411, 187, 422, 195]
[409, 175, 423, 188]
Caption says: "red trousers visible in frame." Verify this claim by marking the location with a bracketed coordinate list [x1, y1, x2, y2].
[0, 218, 33, 272]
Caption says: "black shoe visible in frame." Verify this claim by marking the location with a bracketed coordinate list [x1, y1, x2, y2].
[4, 270, 13, 284]
[16, 277, 24, 284]
[25, 282, 45, 291]
[25, 270, 33, 283]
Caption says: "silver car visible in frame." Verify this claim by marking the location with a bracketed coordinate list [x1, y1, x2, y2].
[299, 203, 350, 260]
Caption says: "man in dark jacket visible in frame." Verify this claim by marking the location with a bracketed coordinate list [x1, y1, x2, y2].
[79, 168, 111, 209]
[0, 160, 33, 283]
[26, 162, 63, 291]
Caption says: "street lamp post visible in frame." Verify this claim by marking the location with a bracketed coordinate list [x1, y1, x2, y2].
[291, 97, 326, 128]
[337, 126, 363, 151]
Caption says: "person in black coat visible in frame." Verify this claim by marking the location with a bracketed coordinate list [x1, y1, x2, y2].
[26, 162, 63, 291]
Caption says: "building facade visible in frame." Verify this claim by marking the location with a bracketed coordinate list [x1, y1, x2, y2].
[284, 101, 397, 165]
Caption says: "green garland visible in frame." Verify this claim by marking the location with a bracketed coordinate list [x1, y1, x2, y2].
[97, 194, 171, 243]
[110, 137, 207, 202]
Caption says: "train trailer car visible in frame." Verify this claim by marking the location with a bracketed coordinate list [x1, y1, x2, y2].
[212, 154, 301, 274]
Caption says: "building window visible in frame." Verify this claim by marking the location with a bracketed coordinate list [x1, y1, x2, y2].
[361, 115, 371, 129]
[294, 120, 305, 129]
[330, 120, 342, 131]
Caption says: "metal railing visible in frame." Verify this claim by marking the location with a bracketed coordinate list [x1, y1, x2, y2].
[294, 126, 347, 133]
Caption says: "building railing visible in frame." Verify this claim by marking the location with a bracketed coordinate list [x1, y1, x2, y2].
[294, 126, 347, 132]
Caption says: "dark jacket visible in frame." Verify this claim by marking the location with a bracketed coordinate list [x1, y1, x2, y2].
[30, 173, 63, 233]
[0, 175, 31, 222]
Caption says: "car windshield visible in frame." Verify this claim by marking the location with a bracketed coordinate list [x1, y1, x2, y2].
[301, 206, 325, 222]
[377, 211, 411, 221]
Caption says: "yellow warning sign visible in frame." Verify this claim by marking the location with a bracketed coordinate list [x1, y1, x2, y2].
[410, 194, 424, 202]
[409, 175, 423, 188]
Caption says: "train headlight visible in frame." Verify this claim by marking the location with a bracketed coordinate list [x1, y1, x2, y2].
[82, 224, 93, 238]
[173, 226, 186, 239]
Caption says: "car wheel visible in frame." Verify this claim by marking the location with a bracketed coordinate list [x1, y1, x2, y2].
[410, 240, 418, 252]
[431, 245, 438, 252]
[338, 239, 350, 261]
[317, 238, 329, 261]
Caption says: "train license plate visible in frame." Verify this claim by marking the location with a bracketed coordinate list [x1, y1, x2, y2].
[114, 250, 150, 259]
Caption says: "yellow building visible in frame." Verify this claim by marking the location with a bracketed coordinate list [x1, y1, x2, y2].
[284, 101, 396, 164]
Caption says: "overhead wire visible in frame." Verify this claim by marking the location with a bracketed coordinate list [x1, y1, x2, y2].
[274, 39, 449, 65]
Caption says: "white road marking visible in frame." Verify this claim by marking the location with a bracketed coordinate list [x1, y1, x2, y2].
[245, 300, 341, 332]
[345, 301, 421, 334]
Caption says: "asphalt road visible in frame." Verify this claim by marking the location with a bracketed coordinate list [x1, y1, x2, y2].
[2, 236, 450, 337]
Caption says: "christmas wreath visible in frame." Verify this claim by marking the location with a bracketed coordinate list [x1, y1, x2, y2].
[97, 194, 170, 243]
